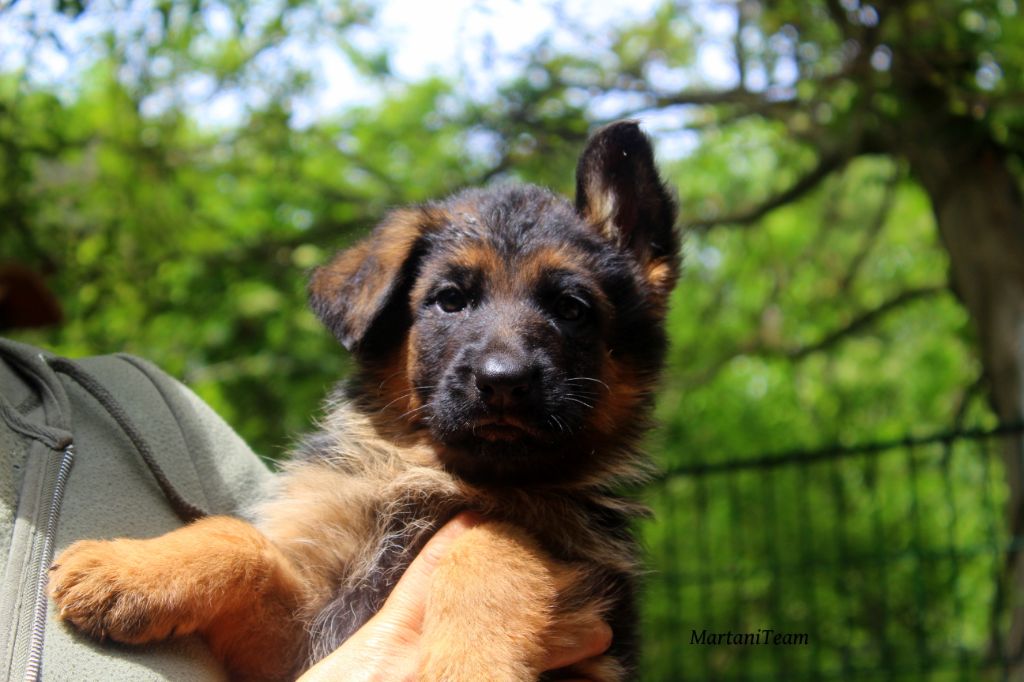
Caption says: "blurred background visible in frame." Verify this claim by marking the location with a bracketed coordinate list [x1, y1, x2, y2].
[3, 0, 1024, 679]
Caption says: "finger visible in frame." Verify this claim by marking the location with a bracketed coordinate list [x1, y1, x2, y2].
[377, 511, 482, 627]
[542, 618, 613, 671]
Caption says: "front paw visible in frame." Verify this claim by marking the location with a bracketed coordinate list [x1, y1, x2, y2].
[48, 538, 196, 644]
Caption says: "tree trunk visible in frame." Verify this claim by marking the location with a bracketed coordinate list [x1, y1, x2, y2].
[907, 133, 1024, 673]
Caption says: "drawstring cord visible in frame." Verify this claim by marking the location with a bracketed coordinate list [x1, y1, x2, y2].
[47, 357, 209, 524]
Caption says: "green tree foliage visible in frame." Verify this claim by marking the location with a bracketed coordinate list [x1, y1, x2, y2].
[2, 2, 499, 456]
[3, 1, 1023, 678]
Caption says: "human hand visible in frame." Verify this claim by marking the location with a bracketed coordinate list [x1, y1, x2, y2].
[296, 512, 612, 681]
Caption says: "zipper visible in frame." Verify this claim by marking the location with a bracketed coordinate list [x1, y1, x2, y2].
[22, 444, 75, 682]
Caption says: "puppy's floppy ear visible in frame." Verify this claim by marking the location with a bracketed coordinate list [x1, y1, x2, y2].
[575, 120, 679, 299]
[309, 208, 434, 355]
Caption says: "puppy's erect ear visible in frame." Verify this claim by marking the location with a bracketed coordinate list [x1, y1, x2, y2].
[309, 208, 434, 355]
[575, 121, 679, 299]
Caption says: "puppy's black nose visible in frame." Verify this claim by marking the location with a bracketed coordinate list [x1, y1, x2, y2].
[474, 353, 533, 409]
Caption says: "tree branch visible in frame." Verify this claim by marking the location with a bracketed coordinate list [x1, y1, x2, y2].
[734, 1, 749, 89]
[786, 285, 947, 359]
[838, 166, 901, 292]
[823, 0, 853, 38]
[680, 284, 947, 388]
[686, 152, 850, 231]
[652, 87, 772, 108]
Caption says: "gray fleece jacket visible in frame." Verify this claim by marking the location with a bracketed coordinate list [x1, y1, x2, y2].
[0, 339, 273, 681]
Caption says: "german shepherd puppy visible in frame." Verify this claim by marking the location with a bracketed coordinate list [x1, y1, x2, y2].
[48, 121, 679, 681]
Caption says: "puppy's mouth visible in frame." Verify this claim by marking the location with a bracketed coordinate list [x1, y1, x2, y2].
[474, 416, 541, 442]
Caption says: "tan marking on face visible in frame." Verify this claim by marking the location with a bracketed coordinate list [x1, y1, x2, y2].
[409, 241, 507, 305]
[363, 337, 419, 425]
[521, 245, 580, 280]
[517, 245, 613, 320]
[591, 355, 647, 437]
[456, 242, 505, 280]
[401, 329, 423, 418]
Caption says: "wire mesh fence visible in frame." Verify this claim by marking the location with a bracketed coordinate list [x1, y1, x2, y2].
[640, 424, 1024, 681]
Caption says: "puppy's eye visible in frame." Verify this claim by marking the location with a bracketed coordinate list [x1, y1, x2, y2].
[555, 294, 587, 322]
[436, 287, 468, 313]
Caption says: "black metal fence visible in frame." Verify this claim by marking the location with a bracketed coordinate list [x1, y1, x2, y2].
[641, 424, 1024, 681]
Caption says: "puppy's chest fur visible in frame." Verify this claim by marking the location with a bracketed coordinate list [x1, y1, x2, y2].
[254, 402, 642, 665]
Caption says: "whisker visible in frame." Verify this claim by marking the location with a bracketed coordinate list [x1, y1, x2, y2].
[547, 414, 566, 434]
[397, 404, 432, 422]
[378, 385, 439, 413]
[566, 376, 611, 392]
[377, 369, 407, 391]
[379, 390, 418, 413]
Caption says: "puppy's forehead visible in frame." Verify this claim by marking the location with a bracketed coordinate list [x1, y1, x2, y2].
[423, 185, 606, 275]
